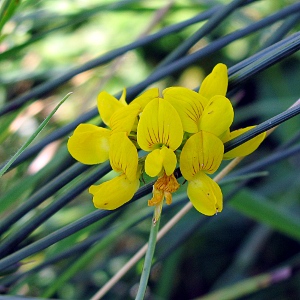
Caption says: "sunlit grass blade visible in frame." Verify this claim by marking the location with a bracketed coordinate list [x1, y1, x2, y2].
[219, 171, 269, 185]
[230, 189, 300, 241]
[0, 0, 20, 34]
[0, 93, 71, 178]
[0, 0, 142, 60]
[196, 266, 293, 300]
[0, 147, 70, 213]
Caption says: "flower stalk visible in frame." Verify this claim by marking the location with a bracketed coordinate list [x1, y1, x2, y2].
[135, 213, 161, 300]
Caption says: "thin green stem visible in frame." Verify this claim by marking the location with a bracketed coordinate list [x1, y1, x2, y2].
[224, 100, 300, 152]
[0, 0, 19, 34]
[0, 93, 71, 178]
[42, 207, 152, 298]
[157, 0, 248, 68]
[195, 267, 292, 300]
[135, 214, 161, 300]
[0, 163, 111, 258]
[0, 7, 216, 117]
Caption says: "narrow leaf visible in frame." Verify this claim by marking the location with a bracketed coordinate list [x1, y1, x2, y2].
[0, 93, 71, 177]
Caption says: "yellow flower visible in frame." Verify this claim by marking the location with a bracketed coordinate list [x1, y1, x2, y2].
[137, 97, 183, 177]
[180, 130, 224, 216]
[67, 88, 159, 164]
[163, 63, 234, 138]
[168, 64, 266, 215]
[67, 88, 159, 210]
[137, 97, 183, 221]
[89, 132, 140, 209]
[164, 63, 266, 159]
[98, 88, 159, 134]
[66, 64, 266, 219]
[67, 124, 111, 165]
[222, 126, 266, 160]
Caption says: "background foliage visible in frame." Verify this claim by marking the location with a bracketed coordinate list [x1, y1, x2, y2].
[0, 0, 300, 299]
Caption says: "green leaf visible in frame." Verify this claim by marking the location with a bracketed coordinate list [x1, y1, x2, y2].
[230, 189, 300, 241]
[0, 93, 71, 177]
[0, 0, 21, 34]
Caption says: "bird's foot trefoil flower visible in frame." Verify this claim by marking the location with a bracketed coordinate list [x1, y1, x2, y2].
[67, 63, 266, 222]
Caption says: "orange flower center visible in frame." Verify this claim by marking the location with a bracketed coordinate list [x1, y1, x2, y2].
[148, 173, 180, 206]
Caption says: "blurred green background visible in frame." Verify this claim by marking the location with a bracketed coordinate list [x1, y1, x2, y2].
[1, 0, 300, 299]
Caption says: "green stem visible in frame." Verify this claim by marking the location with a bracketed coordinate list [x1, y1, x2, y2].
[0, 0, 20, 34]
[0, 93, 71, 178]
[135, 213, 161, 300]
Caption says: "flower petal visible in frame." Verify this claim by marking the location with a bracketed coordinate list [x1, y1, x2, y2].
[97, 91, 124, 126]
[145, 146, 177, 177]
[161, 146, 177, 176]
[109, 132, 138, 181]
[110, 103, 141, 134]
[187, 172, 223, 216]
[67, 124, 110, 164]
[163, 87, 208, 133]
[223, 126, 266, 160]
[137, 98, 183, 151]
[90, 174, 140, 210]
[119, 88, 127, 105]
[180, 131, 224, 181]
[199, 63, 228, 99]
[198, 95, 234, 137]
[130, 87, 159, 110]
[145, 148, 163, 177]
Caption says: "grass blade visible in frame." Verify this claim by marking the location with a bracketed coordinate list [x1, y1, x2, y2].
[0, 93, 71, 178]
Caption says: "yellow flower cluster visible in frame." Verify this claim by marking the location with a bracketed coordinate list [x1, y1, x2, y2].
[67, 64, 265, 222]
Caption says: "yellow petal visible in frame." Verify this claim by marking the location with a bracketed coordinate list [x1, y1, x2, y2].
[145, 146, 177, 177]
[90, 174, 140, 210]
[130, 87, 159, 110]
[67, 124, 110, 164]
[198, 95, 234, 137]
[137, 98, 183, 151]
[145, 148, 163, 177]
[119, 88, 127, 105]
[187, 172, 223, 216]
[223, 126, 266, 160]
[180, 131, 224, 181]
[109, 132, 138, 181]
[97, 91, 124, 126]
[220, 129, 230, 142]
[110, 103, 141, 134]
[163, 87, 208, 133]
[161, 146, 177, 176]
[199, 63, 228, 99]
